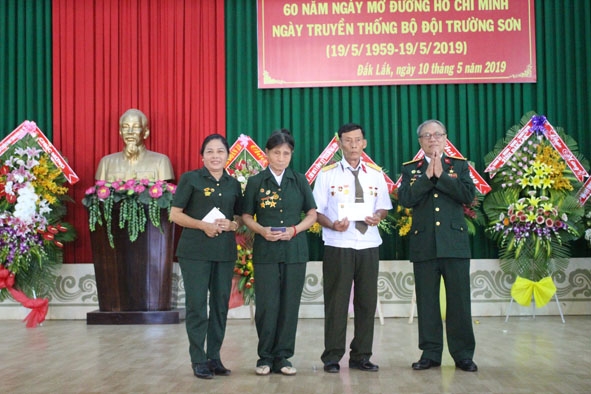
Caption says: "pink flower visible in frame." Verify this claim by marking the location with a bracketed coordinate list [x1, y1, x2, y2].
[85, 187, 96, 195]
[125, 179, 136, 188]
[134, 185, 146, 194]
[96, 180, 106, 187]
[149, 185, 163, 198]
[536, 216, 544, 224]
[545, 218, 554, 227]
[166, 184, 177, 194]
[96, 186, 111, 199]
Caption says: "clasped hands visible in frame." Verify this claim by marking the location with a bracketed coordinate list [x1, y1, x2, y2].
[262, 226, 296, 242]
[204, 218, 236, 238]
[425, 150, 443, 179]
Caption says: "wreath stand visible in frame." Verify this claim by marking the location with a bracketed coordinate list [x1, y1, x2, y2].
[504, 294, 565, 324]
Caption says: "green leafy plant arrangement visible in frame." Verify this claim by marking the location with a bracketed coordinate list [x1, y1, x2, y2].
[82, 179, 176, 248]
[483, 112, 588, 281]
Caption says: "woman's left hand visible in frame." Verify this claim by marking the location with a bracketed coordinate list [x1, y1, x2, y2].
[214, 218, 236, 232]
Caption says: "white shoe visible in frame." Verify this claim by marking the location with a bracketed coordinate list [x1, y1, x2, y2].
[280, 366, 297, 375]
[255, 365, 271, 375]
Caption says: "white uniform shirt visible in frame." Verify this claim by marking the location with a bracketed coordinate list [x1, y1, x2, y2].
[313, 158, 392, 250]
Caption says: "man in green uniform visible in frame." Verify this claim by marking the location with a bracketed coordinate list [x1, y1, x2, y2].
[398, 120, 478, 372]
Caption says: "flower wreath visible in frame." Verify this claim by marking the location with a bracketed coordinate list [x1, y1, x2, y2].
[483, 113, 588, 297]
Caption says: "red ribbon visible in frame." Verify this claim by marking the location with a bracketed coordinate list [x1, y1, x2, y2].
[0, 266, 48, 328]
[305, 136, 340, 184]
[226, 134, 268, 170]
[485, 117, 589, 182]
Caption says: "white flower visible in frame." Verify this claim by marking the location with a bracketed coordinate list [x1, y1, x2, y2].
[39, 200, 52, 215]
[585, 228, 591, 242]
[13, 183, 39, 224]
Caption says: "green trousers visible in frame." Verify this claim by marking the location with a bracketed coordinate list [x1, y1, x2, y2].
[413, 258, 475, 363]
[179, 258, 234, 364]
[253, 261, 306, 370]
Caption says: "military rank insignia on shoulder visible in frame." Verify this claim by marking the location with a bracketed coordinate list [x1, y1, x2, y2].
[403, 158, 421, 166]
[365, 162, 382, 172]
[322, 162, 339, 172]
[448, 156, 467, 161]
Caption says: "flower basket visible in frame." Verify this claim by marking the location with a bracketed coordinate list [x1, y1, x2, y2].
[483, 113, 588, 291]
[0, 121, 77, 327]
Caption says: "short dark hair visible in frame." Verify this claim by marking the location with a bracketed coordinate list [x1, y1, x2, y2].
[200, 133, 229, 155]
[265, 128, 295, 151]
[338, 123, 364, 139]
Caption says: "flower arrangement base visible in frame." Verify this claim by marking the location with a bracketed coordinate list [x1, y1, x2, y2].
[86, 205, 182, 324]
[504, 294, 565, 324]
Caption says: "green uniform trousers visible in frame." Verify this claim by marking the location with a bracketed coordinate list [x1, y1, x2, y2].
[321, 246, 379, 364]
[413, 258, 475, 363]
[254, 261, 306, 370]
[179, 258, 234, 364]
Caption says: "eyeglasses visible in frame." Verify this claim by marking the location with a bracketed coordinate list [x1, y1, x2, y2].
[419, 132, 446, 140]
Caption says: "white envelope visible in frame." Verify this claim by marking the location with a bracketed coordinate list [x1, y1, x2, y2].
[202, 207, 226, 223]
[337, 202, 372, 221]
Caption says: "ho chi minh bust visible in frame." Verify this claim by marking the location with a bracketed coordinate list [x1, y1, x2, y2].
[95, 109, 174, 182]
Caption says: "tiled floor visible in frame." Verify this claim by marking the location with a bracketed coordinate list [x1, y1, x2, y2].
[3, 315, 590, 393]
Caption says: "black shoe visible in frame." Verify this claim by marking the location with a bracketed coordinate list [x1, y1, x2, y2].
[349, 359, 379, 372]
[411, 358, 441, 370]
[323, 362, 340, 373]
[192, 363, 214, 379]
[455, 359, 478, 372]
[208, 359, 231, 376]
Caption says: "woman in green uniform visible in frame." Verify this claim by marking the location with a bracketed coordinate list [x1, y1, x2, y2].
[170, 134, 243, 380]
[242, 129, 317, 376]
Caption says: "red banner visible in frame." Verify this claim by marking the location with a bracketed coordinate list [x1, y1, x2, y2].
[258, 0, 536, 88]
[305, 136, 340, 184]
[226, 134, 269, 169]
[306, 136, 395, 192]
[577, 177, 591, 205]
[485, 117, 589, 183]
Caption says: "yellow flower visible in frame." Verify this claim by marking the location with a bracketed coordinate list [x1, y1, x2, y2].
[530, 176, 543, 188]
[541, 178, 554, 189]
[526, 211, 537, 222]
[308, 222, 322, 235]
[541, 202, 554, 212]
[527, 195, 540, 207]
[514, 200, 527, 211]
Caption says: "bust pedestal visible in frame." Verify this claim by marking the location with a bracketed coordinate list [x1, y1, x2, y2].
[86, 204, 184, 324]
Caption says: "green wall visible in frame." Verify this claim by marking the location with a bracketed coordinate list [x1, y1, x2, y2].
[0, 0, 52, 137]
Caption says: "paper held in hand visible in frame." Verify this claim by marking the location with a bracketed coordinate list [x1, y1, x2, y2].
[337, 202, 373, 222]
[202, 207, 226, 223]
